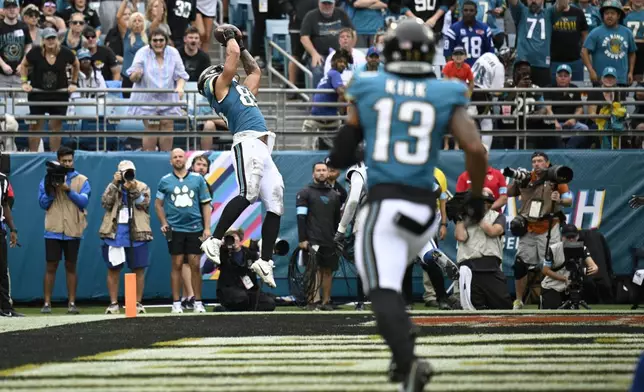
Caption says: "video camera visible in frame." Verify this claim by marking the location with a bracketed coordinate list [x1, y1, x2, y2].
[559, 241, 590, 309]
[45, 160, 70, 191]
[445, 191, 494, 223]
[503, 165, 573, 185]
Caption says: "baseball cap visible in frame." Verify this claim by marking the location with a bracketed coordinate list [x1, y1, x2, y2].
[320, 0, 335, 3]
[561, 224, 579, 237]
[76, 48, 91, 60]
[366, 46, 380, 57]
[531, 151, 549, 161]
[41, 27, 57, 39]
[452, 46, 466, 55]
[3, 0, 18, 8]
[602, 66, 617, 78]
[118, 160, 136, 172]
[556, 64, 572, 75]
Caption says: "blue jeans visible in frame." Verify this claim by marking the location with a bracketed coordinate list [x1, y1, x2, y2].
[550, 59, 584, 84]
[562, 122, 592, 149]
[309, 58, 325, 89]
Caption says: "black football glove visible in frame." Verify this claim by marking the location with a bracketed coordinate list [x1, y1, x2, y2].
[221, 28, 236, 45]
[334, 231, 346, 254]
[464, 193, 485, 223]
[629, 195, 644, 209]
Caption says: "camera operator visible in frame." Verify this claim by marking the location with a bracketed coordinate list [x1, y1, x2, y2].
[296, 162, 341, 311]
[37, 146, 90, 314]
[99, 160, 152, 315]
[216, 228, 276, 312]
[454, 188, 513, 310]
[508, 151, 573, 310]
[541, 224, 598, 309]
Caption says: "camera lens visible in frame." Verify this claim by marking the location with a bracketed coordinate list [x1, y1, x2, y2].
[223, 235, 235, 247]
[123, 169, 135, 182]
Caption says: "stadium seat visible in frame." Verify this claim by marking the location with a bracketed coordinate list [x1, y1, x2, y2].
[265, 19, 291, 77]
[229, 0, 254, 49]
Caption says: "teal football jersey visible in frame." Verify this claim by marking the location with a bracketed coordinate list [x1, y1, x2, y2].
[346, 71, 469, 195]
[625, 9, 644, 41]
[511, 2, 556, 68]
[204, 79, 268, 134]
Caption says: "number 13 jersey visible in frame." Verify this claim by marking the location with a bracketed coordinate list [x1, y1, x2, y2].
[204, 79, 268, 134]
[346, 71, 468, 202]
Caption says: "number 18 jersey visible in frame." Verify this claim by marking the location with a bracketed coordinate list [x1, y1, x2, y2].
[346, 71, 468, 200]
[204, 79, 268, 134]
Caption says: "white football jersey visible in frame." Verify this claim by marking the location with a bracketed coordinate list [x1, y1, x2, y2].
[345, 162, 367, 185]
[471, 53, 505, 90]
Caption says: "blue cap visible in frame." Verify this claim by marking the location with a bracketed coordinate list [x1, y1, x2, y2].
[602, 66, 617, 78]
[77, 48, 91, 60]
[556, 64, 571, 74]
[366, 47, 380, 57]
[452, 46, 466, 54]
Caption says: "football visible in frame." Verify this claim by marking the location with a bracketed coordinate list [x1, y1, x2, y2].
[213, 24, 243, 45]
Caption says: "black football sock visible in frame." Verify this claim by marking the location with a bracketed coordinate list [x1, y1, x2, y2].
[260, 211, 281, 261]
[213, 196, 250, 239]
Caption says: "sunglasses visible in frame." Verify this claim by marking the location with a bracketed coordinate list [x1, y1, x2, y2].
[25, 11, 40, 17]
[85, 34, 96, 39]
[44, 2, 56, 6]
[151, 38, 166, 43]
[70, 20, 85, 25]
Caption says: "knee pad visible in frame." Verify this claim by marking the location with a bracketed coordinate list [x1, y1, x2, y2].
[513, 257, 529, 279]
[243, 156, 264, 204]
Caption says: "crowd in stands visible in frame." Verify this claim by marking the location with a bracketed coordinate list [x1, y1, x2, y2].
[0, 0, 641, 152]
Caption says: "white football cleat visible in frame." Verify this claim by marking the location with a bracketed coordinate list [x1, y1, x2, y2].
[194, 302, 206, 313]
[171, 303, 183, 314]
[200, 237, 222, 264]
[250, 259, 276, 288]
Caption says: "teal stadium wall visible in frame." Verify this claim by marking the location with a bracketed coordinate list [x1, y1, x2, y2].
[7, 150, 644, 302]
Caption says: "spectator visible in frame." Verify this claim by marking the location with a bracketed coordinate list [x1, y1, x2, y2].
[382, 0, 415, 29]
[154, 148, 212, 314]
[509, 0, 556, 87]
[456, 144, 508, 211]
[359, 46, 383, 72]
[97, 0, 125, 34]
[471, 0, 506, 50]
[588, 66, 630, 148]
[302, 49, 349, 150]
[22, 4, 42, 46]
[0, 0, 32, 89]
[323, 28, 366, 84]
[444, 0, 494, 66]
[126, 28, 188, 151]
[195, 0, 216, 52]
[73, 48, 106, 98]
[442, 46, 474, 91]
[574, 0, 601, 32]
[0, 170, 20, 317]
[300, 0, 353, 88]
[145, 0, 171, 38]
[281, 0, 318, 90]
[550, 0, 589, 83]
[325, 159, 348, 205]
[84, 26, 120, 81]
[540, 224, 598, 309]
[41, 1, 66, 32]
[455, 188, 512, 310]
[60, 12, 88, 53]
[582, 0, 636, 86]
[105, 0, 134, 63]
[508, 151, 572, 310]
[250, 0, 284, 67]
[120, 11, 147, 98]
[545, 64, 592, 149]
[59, 0, 101, 32]
[297, 162, 342, 311]
[19, 28, 79, 152]
[624, 0, 643, 81]
[38, 146, 91, 315]
[406, 0, 454, 42]
[99, 160, 152, 315]
[165, 0, 197, 48]
[215, 228, 276, 311]
[179, 26, 210, 82]
[348, 0, 386, 47]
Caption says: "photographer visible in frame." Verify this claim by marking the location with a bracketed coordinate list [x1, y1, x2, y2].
[99, 161, 152, 315]
[541, 224, 598, 309]
[508, 152, 573, 310]
[296, 162, 341, 311]
[455, 189, 513, 310]
[216, 228, 276, 312]
[37, 147, 91, 314]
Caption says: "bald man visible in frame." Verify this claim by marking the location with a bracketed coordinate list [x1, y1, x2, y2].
[155, 148, 213, 313]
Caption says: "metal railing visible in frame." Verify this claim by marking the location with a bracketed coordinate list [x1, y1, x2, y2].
[1, 86, 642, 151]
[266, 40, 312, 102]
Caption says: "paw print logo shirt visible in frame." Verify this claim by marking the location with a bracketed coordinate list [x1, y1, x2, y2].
[156, 172, 211, 232]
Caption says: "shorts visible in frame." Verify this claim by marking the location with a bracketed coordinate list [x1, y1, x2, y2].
[28, 93, 69, 116]
[314, 246, 339, 271]
[167, 231, 202, 256]
[290, 33, 304, 60]
[102, 243, 150, 270]
[129, 104, 183, 117]
[45, 238, 81, 262]
[516, 223, 561, 265]
[197, 0, 217, 18]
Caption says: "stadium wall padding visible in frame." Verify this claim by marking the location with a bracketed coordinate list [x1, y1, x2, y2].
[7, 150, 644, 302]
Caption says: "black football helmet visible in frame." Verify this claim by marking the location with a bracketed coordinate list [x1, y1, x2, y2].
[382, 19, 436, 76]
[197, 64, 224, 96]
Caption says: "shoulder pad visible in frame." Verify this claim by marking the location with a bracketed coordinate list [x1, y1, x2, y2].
[346, 162, 367, 183]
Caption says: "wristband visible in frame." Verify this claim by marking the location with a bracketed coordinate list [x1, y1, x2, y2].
[20, 76, 27, 82]
[441, 223, 448, 227]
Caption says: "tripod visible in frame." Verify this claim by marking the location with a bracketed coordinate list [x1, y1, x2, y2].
[558, 283, 591, 310]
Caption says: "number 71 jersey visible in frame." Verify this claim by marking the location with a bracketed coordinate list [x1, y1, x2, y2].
[346, 71, 469, 196]
[203, 79, 268, 134]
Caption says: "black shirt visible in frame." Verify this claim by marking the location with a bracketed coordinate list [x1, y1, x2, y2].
[330, 181, 347, 206]
[296, 182, 342, 246]
[0, 20, 32, 71]
[405, 0, 456, 35]
[58, 5, 101, 29]
[180, 47, 211, 82]
[217, 246, 260, 291]
[299, 8, 353, 57]
[550, 6, 588, 62]
[104, 27, 124, 57]
[26, 45, 76, 91]
[545, 83, 582, 121]
[91, 45, 118, 81]
[285, 0, 318, 31]
[166, 0, 197, 46]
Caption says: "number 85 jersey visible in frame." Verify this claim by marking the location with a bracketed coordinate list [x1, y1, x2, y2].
[203, 79, 268, 134]
[346, 71, 468, 202]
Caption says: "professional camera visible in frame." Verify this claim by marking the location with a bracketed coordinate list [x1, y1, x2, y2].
[503, 167, 531, 182]
[121, 168, 135, 183]
[559, 241, 590, 310]
[446, 191, 468, 222]
[222, 235, 290, 260]
[45, 160, 68, 187]
[504, 165, 574, 185]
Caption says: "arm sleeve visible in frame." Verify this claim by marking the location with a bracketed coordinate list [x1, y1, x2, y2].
[583, 30, 596, 50]
[67, 179, 91, 209]
[127, 47, 146, 76]
[156, 179, 166, 200]
[296, 189, 309, 242]
[330, 70, 344, 89]
[510, 2, 524, 26]
[628, 30, 637, 53]
[38, 179, 54, 210]
[338, 174, 364, 233]
[498, 172, 508, 195]
[486, 28, 494, 54]
[493, 214, 506, 234]
[443, 27, 457, 57]
[199, 176, 212, 203]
